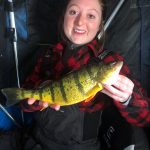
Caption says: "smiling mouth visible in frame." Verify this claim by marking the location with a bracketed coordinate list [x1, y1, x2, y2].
[74, 28, 86, 34]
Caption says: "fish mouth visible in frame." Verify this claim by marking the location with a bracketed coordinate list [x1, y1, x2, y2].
[114, 61, 123, 73]
[101, 61, 123, 86]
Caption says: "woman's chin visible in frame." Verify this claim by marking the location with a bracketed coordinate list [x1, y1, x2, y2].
[71, 39, 88, 45]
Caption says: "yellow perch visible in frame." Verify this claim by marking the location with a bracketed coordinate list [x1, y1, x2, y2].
[1, 61, 123, 106]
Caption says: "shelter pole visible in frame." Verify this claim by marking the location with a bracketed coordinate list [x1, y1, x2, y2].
[0, 0, 24, 127]
[7, 0, 20, 87]
[0, 104, 22, 128]
[98, 0, 126, 39]
[7, 0, 25, 125]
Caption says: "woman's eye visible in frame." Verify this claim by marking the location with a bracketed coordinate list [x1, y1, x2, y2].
[69, 10, 77, 15]
[88, 14, 96, 19]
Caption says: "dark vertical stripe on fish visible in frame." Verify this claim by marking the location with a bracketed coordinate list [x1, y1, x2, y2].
[39, 89, 43, 100]
[73, 72, 85, 95]
[86, 65, 93, 80]
[21, 89, 25, 98]
[59, 80, 67, 102]
[49, 84, 55, 102]
[31, 90, 35, 98]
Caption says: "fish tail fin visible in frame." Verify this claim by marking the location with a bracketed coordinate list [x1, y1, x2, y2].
[1, 88, 24, 106]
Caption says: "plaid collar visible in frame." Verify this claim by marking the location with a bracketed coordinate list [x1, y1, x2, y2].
[53, 39, 101, 58]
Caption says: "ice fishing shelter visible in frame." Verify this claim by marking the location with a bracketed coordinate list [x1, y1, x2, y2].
[0, 0, 150, 135]
[0, 0, 150, 149]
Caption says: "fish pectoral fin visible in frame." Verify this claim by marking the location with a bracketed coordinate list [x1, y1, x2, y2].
[98, 82, 103, 89]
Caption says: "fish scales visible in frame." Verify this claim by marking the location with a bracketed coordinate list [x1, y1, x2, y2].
[77, 68, 95, 95]
[59, 72, 85, 105]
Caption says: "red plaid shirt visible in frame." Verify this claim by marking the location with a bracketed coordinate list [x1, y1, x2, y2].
[21, 39, 150, 127]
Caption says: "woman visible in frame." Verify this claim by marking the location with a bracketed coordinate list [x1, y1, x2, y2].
[21, 0, 150, 149]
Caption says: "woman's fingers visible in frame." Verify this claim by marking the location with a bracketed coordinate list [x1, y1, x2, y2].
[27, 98, 60, 111]
[50, 104, 60, 111]
[102, 75, 134, 103]
[28, 98, 36, 105]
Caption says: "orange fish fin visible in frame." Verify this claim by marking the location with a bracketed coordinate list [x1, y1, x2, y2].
[84, 85, 102, 103]
[84, 95, 95, 103]
[40, 106, 47, 111]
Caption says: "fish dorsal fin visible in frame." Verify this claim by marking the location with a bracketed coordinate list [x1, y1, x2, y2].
[38, 80, 52, 89]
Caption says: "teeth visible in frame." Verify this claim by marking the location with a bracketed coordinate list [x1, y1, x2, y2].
[74, 29, 85, 33]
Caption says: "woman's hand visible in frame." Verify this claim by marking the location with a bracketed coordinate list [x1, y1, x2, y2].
[27, 98, 60, 111]
[101, 75, 134, 103]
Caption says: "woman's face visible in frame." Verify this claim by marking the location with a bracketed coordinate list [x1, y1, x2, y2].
[63, 0, 102, 45]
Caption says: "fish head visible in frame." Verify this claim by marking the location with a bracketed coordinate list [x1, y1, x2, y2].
[97, 61, 123, 85]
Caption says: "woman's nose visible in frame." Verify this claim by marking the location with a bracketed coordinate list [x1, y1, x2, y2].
[75, 14, 85, 26]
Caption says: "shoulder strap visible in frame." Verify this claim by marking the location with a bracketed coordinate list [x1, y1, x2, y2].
[97, 49, 114, 60]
